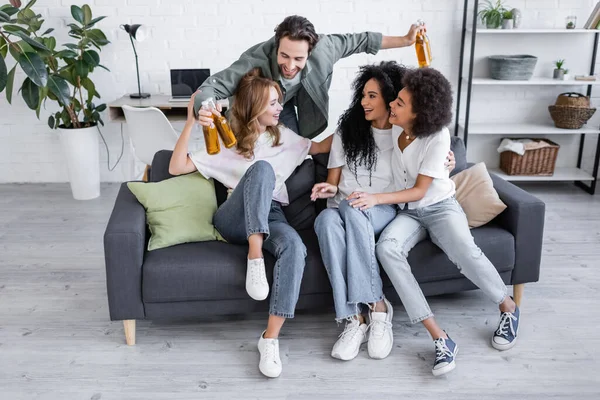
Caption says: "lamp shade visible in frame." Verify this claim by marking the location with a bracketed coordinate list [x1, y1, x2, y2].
[122, 24, 148, 42]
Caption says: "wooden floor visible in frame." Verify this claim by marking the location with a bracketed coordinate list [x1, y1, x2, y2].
[1, 182, 599, 400]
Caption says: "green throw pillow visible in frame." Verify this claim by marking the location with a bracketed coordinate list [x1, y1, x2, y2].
[127, 172, 225, 251]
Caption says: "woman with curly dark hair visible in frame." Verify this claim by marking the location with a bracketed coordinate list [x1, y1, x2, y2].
[349, 67, 520, 377]
[310, 62, 455, 362]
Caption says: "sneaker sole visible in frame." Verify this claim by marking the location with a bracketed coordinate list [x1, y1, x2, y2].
[491, 336, 518, 351]
[432, 346, 459, 377]
[246, 284, 269, 301]
[259, 365, 282, 378]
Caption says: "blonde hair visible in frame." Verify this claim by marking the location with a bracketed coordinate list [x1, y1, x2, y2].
[230, 68, 282, 159]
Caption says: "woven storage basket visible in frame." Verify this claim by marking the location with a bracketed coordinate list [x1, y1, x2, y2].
[554, 92, 590, 107]
[500, 138, 560, 176]
[549, 105, 596, 129]
[489, 55, 538, 80]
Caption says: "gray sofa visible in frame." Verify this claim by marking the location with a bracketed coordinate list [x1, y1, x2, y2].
[104, 137, 545, 345]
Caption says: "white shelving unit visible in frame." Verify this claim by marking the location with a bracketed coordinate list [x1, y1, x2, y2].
[469, 77, 600, 85]
[455, 1, 600, 193]
[467, 28, 600, 34]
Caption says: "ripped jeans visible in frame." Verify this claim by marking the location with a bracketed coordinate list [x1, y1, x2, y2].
[376, 196, 508, 324]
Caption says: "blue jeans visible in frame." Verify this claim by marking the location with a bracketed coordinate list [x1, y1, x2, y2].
[213, 161, 307, 318]
[314, 200, 397, 321]
[376, 196, 508, 324]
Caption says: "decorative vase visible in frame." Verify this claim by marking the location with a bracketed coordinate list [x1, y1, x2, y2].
[58, 125, 101, 200]
[511, 8, 522, 28]
[502, 19, 514, 29]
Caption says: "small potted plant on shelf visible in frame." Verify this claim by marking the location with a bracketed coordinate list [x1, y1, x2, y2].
[478, 0, 507, 29]
[566, 16, 576, 29]
[553, 59, 566, 80]
[562, 69, 570, 81]
[502, 10, 514, 29]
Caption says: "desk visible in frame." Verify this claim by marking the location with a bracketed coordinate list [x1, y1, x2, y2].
[108, 95, 229, 122]
[108, 94, 188, 122]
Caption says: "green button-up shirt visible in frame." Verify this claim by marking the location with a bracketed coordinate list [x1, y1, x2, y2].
[194, 31, 383, 139]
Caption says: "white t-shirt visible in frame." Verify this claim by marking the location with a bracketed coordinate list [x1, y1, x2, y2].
[189, 126, 311, 206]
[391, 126, 455, 209]
[327, 127, 395, 208]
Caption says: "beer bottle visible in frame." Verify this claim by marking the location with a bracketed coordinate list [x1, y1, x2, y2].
[201, 100, 220, 155]
[208, 98, 237, 149]
[415, 20, 432, 68]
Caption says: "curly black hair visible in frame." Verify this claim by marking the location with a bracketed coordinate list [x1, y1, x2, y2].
[401, 67, 453, 137]
[338, 61, 407, 181]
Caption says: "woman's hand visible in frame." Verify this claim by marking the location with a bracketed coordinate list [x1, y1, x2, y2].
[191, 91, 223, 127]
[311, 182, 338, 201]
[446, 150, 456, 172]
[347, 191, 379, 211]
[404, 23, 426, 46]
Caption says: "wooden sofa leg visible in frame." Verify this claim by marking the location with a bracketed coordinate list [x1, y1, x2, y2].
[513, 284, 525, 307]
[123, 320, 136, 345]
[142, 165, 150, 182]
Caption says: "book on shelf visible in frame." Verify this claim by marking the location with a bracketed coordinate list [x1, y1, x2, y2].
[584, 1, 600, 29]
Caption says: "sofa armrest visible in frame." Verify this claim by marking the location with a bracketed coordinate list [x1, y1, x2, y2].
[490, 173, 545, 285]
[103, 183, 147, 321]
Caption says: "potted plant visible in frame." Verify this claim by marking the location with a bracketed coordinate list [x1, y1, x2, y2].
[562, 69, 570, 81]
[502, 10, 514, 29]
[553, 59, 566, 80]
[0, 1, 110, 200]
[478, 0, 507, 29]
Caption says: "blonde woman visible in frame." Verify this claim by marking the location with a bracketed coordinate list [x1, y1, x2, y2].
[169, 69, 328, 378]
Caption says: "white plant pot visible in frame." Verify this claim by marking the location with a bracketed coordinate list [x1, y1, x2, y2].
[58, 125, 100, 200]
[502, 19, 514, 29]
[563, 74, 571, 81]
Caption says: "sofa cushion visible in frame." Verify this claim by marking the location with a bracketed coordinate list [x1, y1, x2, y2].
[381, 224, 515, 287]
[451, 162, 507, 228]
[143, 229, 330, 303]
[127, 173, 224, 251]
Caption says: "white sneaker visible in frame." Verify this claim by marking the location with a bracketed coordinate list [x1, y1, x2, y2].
[331, 318, 368, 361]
[368, 297, 394, 359]
[257, 331, 282, 378]
[246, 258, 269, 301]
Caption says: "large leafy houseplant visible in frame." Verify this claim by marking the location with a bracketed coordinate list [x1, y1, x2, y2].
[0, 0, 110, 129]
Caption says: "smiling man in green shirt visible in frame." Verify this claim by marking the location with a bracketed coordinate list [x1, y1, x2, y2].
[194, 15, 425, 142]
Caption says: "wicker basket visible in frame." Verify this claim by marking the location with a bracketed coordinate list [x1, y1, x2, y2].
[548, 105, 596, 129]
[555, 92, 590, 107]
[500, 138, 560, 176]
[488, 55, 538, 80]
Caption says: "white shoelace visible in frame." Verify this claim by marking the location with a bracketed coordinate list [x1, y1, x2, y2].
[249, 261, 267, 286]
[496, 312, 517, 337]
[262, 340, 278, 363]
[434, 338, 453, 362]
[368, 319, 392, 339]
[338, 319, 362, 344]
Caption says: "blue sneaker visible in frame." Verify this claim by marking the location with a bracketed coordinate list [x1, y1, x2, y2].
[432, 335, 458, 376]
[492, 305, 520, 351]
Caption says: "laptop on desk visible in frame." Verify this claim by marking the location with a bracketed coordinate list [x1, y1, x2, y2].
[169, 68, 211, 102]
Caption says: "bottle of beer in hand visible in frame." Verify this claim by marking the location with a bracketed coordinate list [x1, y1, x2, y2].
[415, 19, 432, 68]
[208, 98, 237, 149]
[202, 100, 220, 155]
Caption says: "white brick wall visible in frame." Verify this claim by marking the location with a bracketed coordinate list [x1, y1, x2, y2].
[0, 0, 598, 183]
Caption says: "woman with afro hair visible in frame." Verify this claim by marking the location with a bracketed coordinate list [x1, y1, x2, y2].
[349, 67, 520, 376]
[311, 62, 455, 362]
